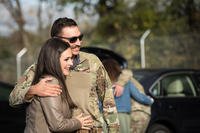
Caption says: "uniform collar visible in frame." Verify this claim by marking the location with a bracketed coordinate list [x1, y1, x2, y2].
[71, 52, 89, 71]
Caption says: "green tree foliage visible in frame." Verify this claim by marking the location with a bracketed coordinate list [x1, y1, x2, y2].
[62, 0, 200, 68]
[1, 0, 200, 83]
[145, 0, 200, 68]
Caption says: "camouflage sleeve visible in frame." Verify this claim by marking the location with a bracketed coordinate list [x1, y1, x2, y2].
[96, 66, 119, 133]
[9, 64, 36, 107]
[116, 69, 133, 86]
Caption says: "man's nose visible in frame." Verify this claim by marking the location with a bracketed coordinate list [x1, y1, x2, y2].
[75, 39, 81, 46]
[69, 59, 73, 66]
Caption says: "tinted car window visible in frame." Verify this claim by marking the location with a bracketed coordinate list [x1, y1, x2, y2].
[151, 82, 160, 96]
[150, 74, 197, 97]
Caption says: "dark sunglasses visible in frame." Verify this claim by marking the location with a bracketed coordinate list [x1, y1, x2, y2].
[56, 34, 83, 43]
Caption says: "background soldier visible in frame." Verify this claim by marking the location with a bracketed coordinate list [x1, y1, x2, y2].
[117, 69, 152, 133]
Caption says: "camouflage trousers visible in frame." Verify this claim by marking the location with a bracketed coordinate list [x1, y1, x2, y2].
[130, 111, 150, 133]
[76, 127, 103, 133]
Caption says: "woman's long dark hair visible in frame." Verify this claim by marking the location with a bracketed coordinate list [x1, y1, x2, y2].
[32, 38, 76, 108]
[102, 59, 122, 83]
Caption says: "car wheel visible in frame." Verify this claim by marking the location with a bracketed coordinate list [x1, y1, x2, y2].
[147, 124, 172, 133]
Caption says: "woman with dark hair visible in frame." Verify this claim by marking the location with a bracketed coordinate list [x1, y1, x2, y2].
[102, 58, 153, 133]
[24, 38, 93, 133]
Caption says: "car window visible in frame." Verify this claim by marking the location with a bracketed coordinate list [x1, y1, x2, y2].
[151, 82, 160, 96]
[162, 75, 196, 97]
[151, 74, 197, 97]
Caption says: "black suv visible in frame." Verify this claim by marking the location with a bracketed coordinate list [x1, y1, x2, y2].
[133, 69, 200, 133]
[0, 81, 26, 133]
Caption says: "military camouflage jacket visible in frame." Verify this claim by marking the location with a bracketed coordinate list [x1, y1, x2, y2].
[9, 51, 119, 132]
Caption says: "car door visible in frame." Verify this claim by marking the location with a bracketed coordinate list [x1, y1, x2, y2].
[0, 82, 26, 133]
[150, 72, 200, 133]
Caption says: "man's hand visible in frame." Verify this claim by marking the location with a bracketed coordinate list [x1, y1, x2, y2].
[113, 84, 124, 97]
[25, 77, 62, 100]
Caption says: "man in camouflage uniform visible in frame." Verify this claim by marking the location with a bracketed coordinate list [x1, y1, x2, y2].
[9, 17, 119, 133]
[117, 69, 151, 133]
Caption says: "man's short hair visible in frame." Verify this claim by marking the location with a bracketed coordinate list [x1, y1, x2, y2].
[50, 17, 77, 37]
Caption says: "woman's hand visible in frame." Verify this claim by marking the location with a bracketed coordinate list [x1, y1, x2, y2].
[76, 113, 93, 129]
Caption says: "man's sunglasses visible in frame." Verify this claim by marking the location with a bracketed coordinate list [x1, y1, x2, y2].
[56, 34, 83, 43]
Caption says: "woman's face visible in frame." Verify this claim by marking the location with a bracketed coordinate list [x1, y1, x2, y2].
[60, 48, 73, 76]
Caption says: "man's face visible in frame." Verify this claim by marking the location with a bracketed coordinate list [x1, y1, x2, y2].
[59, 26, 83, 56]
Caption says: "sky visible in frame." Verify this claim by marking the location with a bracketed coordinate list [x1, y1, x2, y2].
[0, 0, 76, 36]
[0, 0, 99, 36]
[0, 4, 16, 36]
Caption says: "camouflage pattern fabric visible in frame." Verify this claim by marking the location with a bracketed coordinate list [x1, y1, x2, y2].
[130, 110, 150, 133]
[117, 69, 151, 133]
[76, 128, 103, 133]
[9, 64, 36, 106]
[130, 78, 151, 133]
[75, 52, 119, 133]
